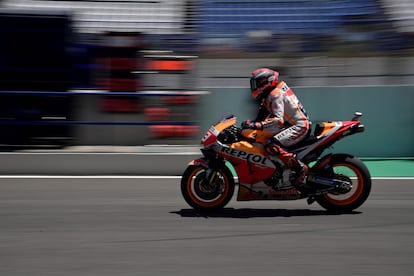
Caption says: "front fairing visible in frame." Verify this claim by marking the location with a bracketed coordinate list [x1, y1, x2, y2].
[201, 115, 237, 147]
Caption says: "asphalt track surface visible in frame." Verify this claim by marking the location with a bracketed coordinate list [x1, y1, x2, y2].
[1, 177, 413, 276]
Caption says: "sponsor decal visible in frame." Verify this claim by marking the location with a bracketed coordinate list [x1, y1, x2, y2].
[201, 131, 212, 143]
[220, 146, 270, 166]
[280, 83, 289, 93]
[201, 127, 219, 144]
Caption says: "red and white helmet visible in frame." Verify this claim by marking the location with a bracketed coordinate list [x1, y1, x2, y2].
[250, 68, 279, 100]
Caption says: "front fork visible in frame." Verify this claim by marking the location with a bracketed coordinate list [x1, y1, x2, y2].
[188, 156, 223, 190]
[206, 167, 218, 184]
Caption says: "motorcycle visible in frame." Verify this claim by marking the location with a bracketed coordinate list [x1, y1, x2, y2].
[181, 112, 371, 213]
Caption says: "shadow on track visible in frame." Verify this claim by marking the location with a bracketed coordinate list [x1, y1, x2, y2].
[171, 208, 361, 218]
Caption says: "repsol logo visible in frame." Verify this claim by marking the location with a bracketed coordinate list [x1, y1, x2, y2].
[220, 147, 269, 165]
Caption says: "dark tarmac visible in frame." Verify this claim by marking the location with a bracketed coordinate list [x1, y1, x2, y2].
[1, 177, 413, 276]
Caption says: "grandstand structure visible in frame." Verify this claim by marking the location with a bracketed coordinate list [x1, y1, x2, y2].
[198, 0, 384, 36]
[1, 0, 190, 35]
[381, 0, 414, 33]
[0, 0, 413, 52]
[1, 0, 414, 86]
[196, 0, 412, 53]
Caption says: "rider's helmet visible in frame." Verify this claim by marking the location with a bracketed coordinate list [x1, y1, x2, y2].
[250, 68, 279, 100]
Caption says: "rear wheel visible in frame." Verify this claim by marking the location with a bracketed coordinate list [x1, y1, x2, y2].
[181, 164, 235, 212]
[315, 155, 371, 212]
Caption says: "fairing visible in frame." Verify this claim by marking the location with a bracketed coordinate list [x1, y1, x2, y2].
[193, 114, 365, 201]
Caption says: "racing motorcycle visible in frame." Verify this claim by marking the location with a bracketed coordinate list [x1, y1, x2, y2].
[181, 112, 371, 213]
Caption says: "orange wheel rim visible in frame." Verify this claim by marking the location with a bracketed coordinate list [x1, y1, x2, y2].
[323, 162, 365, 206]
[186, 167, 230, 208]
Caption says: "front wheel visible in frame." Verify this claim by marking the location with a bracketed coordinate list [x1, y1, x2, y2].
[181, 164, 235, 212]
[315, 155, 371, 212]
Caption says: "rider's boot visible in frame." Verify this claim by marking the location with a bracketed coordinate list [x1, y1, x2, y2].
[265, 142, 308, 188]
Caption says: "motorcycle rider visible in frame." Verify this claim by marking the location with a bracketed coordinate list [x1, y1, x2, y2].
[242, 68, 311, 188]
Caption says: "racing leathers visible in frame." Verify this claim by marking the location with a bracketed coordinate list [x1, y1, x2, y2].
[257, 81, 310, 147]
[246, 81, 311, 187]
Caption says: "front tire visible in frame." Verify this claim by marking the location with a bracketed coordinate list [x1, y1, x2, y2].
[315, 155, 371, 212]
[181, 164, 235, 212]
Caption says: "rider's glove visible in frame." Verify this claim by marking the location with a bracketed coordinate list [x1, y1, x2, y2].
[241, 120, 263, 130]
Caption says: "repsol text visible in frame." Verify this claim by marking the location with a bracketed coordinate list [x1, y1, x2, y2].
[220, 147, 268, 165]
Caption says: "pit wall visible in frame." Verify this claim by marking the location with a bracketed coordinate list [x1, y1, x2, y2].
[199, 86, 414, 157]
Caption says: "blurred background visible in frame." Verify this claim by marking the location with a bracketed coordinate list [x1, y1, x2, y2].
[0, 0, 413, 156]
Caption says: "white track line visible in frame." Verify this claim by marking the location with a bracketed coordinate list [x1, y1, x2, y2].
[0, 175, 413, 180]
[0, 175, 181, 179]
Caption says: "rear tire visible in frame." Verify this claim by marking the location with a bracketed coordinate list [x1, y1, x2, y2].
[315, 155, 371, 212]
[181, 164, 235, 212]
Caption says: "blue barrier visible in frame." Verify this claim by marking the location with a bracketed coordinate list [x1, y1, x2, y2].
[0, 120, 196, 126]
[0, 90, 206, 145]
[0, 90, 207, 97]
[0, 90, 206, 125]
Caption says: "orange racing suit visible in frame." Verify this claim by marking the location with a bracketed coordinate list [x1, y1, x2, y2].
[257, 81, 310, 147]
